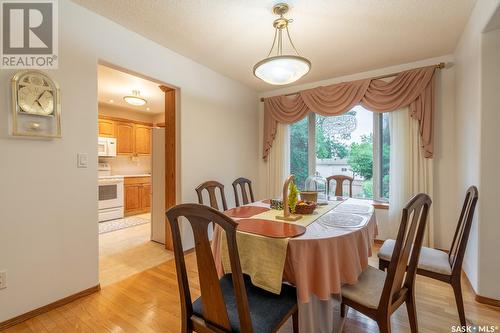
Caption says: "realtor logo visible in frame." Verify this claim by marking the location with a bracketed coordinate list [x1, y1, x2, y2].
[1, 0, 58, 68]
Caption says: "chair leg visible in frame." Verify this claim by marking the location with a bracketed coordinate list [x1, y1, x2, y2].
[406, 290, 419, 333]
[452, 278, 467, 327]
[377, 316, 392, 333]
[292, 310, 299, 333]
[340, 303, 346, 318]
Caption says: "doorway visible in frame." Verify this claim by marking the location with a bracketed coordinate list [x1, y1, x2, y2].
[96, 62, 177, 286]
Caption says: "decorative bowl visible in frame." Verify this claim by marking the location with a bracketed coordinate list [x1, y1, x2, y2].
[294, 200, 317, 215]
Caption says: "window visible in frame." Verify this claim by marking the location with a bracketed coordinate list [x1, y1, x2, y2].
[288, 106, 390, 201]
[379, 113, 390, 199]
[289, 116, 309, 190]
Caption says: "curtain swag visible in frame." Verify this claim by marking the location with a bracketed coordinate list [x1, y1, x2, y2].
[262, 65, 437, 160]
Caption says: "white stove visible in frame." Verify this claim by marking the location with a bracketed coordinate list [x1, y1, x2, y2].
[98, 162, 124, 222]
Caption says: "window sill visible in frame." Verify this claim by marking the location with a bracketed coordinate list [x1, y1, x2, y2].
[344, 198, 389, 209]
[370, 201, 389, 210]
[351, 199, 389, 210]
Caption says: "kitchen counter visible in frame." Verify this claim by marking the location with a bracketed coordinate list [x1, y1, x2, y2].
[98, 174, 151, 180]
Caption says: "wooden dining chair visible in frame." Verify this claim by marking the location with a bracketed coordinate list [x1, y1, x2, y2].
[166, 203, 299, 333]
[326, 175, 353, 197]
[195, 180, 228, 212]
[378, 186, 478, 327]
[341, 193, 432, 333]
[232, 177, 255, 207]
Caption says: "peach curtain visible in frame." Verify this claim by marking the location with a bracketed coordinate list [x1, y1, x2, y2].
[262, 65, 437, 160]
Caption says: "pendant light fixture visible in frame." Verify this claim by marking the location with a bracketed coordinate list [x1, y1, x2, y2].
[253, 3, 311, 85]
[123, 90, 147, 106]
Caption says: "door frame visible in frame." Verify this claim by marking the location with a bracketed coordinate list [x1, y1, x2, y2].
[159, 85, 176, 250]
[97, 60, 179, 251]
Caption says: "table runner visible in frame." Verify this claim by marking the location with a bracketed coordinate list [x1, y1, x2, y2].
[251, 201, 342, 227]
[220, 201, 341, 293]
[220, 232, 288, 294]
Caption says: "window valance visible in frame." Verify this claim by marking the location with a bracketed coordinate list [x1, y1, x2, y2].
[263, 65, 437, 160]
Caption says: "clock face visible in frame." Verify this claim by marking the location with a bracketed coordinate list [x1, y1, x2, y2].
[17, 75, 55, 116]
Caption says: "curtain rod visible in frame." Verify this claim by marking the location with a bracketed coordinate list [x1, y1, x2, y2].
[259, 62, 446, 102]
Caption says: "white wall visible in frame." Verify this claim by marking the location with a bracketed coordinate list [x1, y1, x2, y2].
[453, 0, 500, 295]
[257, 55, 458, 249]
[479, 25, 500, 299]
[0, 0, 258, 322]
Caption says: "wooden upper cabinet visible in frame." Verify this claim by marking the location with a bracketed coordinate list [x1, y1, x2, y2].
[135, 124, 151, 155]
[98, 119, 115, 137]
[116, 122, 135, 155]
[98, 116, 152, 156]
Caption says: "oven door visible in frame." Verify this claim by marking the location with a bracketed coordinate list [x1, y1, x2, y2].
[98, 180, 124, 210]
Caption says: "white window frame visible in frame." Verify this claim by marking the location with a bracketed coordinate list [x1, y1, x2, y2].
[292, 111, 388, 202]
[373, 113, 387, 202]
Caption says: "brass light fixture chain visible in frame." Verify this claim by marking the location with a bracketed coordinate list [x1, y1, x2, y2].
[278, 28, 283, 55]
[267, 28, 279, 57]
[286, 26, 300, 56]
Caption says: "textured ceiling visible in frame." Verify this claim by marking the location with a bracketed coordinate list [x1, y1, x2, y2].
[74, 0, 476, 91]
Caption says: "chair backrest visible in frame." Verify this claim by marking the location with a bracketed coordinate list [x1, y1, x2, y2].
[448, 186, 479, 275]
[195, 180, 228, 212]
[326, 175, 353, 197]
[166, 203, 253, 333]
[380, 193, 432, 310]
[232, 177, 255, 207]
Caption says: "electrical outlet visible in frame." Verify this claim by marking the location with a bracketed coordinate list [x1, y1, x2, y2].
[0, 271, 6, 290]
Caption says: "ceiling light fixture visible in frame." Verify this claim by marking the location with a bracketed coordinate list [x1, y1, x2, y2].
[123, 90, 147, 106]
[253, 3, 311, 85]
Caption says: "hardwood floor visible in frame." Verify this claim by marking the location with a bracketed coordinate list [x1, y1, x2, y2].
[3, 245, 499, 333]
[99, 215, 174, 287]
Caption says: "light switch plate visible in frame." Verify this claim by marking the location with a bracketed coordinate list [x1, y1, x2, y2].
[0, 271, 6, 289]
[77, 153, 88, 168]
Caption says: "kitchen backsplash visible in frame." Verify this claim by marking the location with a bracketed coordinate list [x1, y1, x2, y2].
[100, 155, 151, 175]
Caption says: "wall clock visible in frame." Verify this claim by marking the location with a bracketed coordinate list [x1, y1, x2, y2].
[11, 70, 61, 138]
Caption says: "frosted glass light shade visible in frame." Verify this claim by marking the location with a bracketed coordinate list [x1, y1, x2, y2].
[253, 55, 311, 85]
[123, 96, 147, 106]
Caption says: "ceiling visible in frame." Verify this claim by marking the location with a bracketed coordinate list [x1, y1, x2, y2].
[98, 64, 164, 114]
[485, 6, 500, 31]
[76, 0, 476, 92]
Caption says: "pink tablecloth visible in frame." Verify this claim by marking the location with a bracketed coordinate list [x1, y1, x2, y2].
[284, 212, 377, 302]
[212, 198, 378, 303]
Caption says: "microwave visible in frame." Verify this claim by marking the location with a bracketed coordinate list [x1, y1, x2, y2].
[98, 137, 117, 157]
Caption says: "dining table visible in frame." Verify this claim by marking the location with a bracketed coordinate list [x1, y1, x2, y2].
[211, 197, 378, 333]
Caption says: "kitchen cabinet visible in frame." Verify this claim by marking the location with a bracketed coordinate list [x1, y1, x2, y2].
[98, 119, 115, 137]
[116, 122, 135, 155]
[140, 184, 151, 210]
[134, 124, 151, 155]
[98, 116, 152, 156]
[124, 185, 141, 213]
[124, 176, 151, 216]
